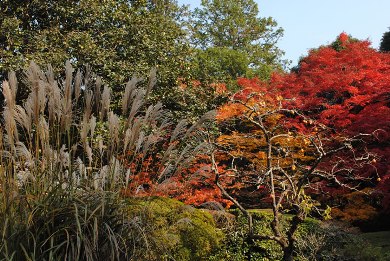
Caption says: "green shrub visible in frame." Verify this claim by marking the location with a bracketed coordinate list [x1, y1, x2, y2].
[127, 197, 224, 260]
[209, 209, 384, 261]
[209, 209, 283, 261]
[295, 221, 385, 261]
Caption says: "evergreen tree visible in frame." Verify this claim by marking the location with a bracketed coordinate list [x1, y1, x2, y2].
[189, 0, 286, 83]
[380, 27, 390, 52]
[0, 0, 190, 97]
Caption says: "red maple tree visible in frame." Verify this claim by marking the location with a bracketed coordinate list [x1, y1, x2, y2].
[268, 33, 390, 212]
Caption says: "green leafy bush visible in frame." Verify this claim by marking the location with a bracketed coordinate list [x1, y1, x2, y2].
[209, 209, 384, 261]
[127, 197, 224, 260]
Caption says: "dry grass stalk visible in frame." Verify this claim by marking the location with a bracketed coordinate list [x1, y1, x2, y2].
[0, 60, 214, 199]
[122, 76, 141, 115]
[101, 85, 111, 120]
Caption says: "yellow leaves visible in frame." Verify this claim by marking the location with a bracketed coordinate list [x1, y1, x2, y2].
[323, 206, 332, 220]
[291, 164, 296, 171]
[264, 113, 284, 126]
[217, 132, 265, 154]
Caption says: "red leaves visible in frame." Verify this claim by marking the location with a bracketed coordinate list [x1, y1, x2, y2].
[214, 33, 389, 212]
[338, 32, 349, 45]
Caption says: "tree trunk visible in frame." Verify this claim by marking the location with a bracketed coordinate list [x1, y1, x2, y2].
[282, 245, 294, 261]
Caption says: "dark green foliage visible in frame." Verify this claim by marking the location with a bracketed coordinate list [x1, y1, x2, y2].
[0, 0, 190, 102]
[380, 28, 390, 52]
[190, 47, 249, 85]
[360, 231, 390, 259]
[295, 222, 386, 261]
[209, 209, 385, 261]
[189, 0, 286, 82]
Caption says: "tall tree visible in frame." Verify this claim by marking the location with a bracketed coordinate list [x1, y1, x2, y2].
[0, 0, 190, 101]
[211, 83, 375, 260]
[189, 0, 286, 83]
[380, 27, 390, 52]
[272, 33, 390, 213]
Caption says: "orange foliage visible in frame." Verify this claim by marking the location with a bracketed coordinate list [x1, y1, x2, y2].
[331, 190, 378, 222]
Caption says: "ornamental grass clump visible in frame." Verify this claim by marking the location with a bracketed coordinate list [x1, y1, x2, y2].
[0, 62, 213, 260]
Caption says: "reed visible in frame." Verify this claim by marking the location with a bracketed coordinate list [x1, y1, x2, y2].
[0, 62, 213, 260]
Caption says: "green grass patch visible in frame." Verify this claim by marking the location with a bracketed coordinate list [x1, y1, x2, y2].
[362, 231, 390, 256]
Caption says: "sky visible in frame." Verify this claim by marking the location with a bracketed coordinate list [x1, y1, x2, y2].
[177, 0, 390, 66]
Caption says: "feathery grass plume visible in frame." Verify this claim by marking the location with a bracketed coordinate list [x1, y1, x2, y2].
[97, 135, 105, 156]
[15, 141, 33, 166]
[74, 69, 82, 103]
[141, 121, 170, 155]
[80, 113, 90, 147]
[128, 118, 142, 150]
[7, 71, 17, 102]
[144, 102, 164, 125]
[95, 165, 109, 190]
[108, 111, 120, 150]
[84, 89, 93, 120]
[60, 61, 74, 131]
[14, 105, 31, 135]
[24, 62, 46, 125]
[85, 141, 93, 166]
[135, 131, 146, 155]
[94, 76, 102, 114]
[174, 143, 192, 167]
[59, 144, 70, 170]
[126, 88, 145, 127]
[90, 115, 96, 140]
[101, 85, 111, 120]
[161, 142, 177, 164]
[170, 119, 188, 143]
[64, 60, 74, 102]
[2, 82, 19, 148]
[75, 157, 87, 179]
[123, 128, 132, 155]
[45, 64, 56, 85]
[109, 157, 123, 186]
[122, 76, 142, 115]
[2, 80, 15, 110]
[38, 116, 49, 151]
[180, 142, 210, 170]
[0, 61, 223, 260]
[184, 110, 216, 139]
[45, 66, 62, 125]
[146, 67, 157, 98]
[41, 146, 58, 174]
[157, 163, 175, 182]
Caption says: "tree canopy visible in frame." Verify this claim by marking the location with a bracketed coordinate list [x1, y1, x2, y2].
[0, 0, 190, 97]
[189, 0, 286, 83]
[380, 27, 390, 52]
[270, 33, 390, 213]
